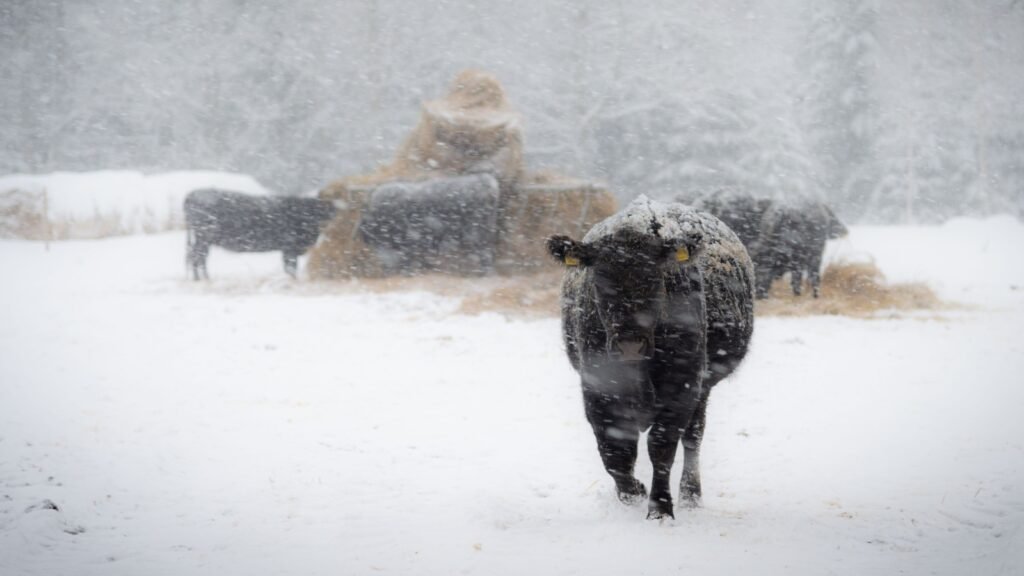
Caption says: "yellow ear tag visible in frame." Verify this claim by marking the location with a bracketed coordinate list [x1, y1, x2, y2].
[564, 255, 580, 267]
[676, 246, 690, 262]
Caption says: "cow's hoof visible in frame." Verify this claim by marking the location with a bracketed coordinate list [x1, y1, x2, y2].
[677, 492, 703, 509]
[646, 499, 675, 520]
[618, 491, 645, 506]
[616, 481, 647, 506]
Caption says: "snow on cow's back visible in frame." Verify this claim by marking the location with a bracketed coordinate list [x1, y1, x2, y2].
[582, 195, 691, 243]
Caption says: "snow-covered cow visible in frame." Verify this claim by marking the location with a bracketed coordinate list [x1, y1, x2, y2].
[547, 196, 754, 519]
[357, 173, 500, 276]
[184, 189, 337, 280]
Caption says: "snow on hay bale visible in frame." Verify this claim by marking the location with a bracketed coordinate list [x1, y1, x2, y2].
[347, 69, 524, 188]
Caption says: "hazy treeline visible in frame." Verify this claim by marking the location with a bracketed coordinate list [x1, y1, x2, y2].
[2, 0, 1022, 222]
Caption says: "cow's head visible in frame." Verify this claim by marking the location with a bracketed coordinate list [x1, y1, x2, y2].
[824, 206, 848, 239]
[548, 229, 705, 362]
[316, 199, 339, 224]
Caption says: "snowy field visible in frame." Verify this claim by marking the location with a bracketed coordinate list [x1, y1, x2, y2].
[2, 215, 1023, 575]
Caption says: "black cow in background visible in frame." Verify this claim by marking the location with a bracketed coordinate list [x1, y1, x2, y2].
[184, 189, 337, 280]
[358, 173, 500, 276]
[688, 190, 848, 299]
[688, 189, 772, 248]
[753, 199, 848, 298]
[548, 196, 754, 519]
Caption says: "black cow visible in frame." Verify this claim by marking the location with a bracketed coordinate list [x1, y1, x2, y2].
[357, 173, 500, 276]
[688, 189, 772, 248]
[690, 191, 848, 298]
[184, 189, 337, 280]
[753, 199, 848, 298]
[547, 196, 754, 519]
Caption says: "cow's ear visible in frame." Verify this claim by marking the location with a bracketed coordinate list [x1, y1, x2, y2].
[547, 235, 591, 267]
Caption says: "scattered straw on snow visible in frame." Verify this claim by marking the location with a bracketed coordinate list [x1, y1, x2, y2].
[206, 258, 943, 321]
[754, 259, 945, 319]
[341, 258, 943, 320]
[178, 259, 942, 319]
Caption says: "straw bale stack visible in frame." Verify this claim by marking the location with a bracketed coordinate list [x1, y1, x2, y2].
[494, 176, 616, 274]
[349, 69, 524, 188]
[307, 70, 616, 279]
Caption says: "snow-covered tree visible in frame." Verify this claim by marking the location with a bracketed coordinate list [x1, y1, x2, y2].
[584, 88, 820, 206]
[795, 0, 881, 220]
[1, 0, 1022, 221]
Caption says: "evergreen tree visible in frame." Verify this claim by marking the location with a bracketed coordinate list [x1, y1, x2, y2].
[795, 0, 881, 220]
[584, 89, 818, 205]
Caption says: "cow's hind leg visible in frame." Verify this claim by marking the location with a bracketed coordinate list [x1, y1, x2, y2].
[790, 269, 803, 296]
[809, 267, 822, 298]
[679, 386, 712, 508]
[808, 251, 824, 298]
[585, 395, 646, 505]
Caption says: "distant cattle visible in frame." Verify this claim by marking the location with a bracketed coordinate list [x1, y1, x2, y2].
[688, 190, 772, 248]
[548, 196, 754, 519]
[753, 199, 848, 298]
[690, 191, 848, 298]
[184, 189, 337, 280]
[357, 173, 500, 276]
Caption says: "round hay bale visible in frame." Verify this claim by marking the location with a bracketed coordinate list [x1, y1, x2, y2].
[389, 69, 524, 187]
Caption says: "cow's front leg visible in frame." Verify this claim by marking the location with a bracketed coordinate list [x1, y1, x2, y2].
[646, 419, 682, 519]
[753, 266, 773, 299]
[584, 393, 646, 505]
[283, 252, 299, 278]
[647, 379, 703, 520]
[191, 241, 210, 281]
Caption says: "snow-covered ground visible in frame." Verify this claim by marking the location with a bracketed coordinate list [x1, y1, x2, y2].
[1, 216, 1023, 576]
